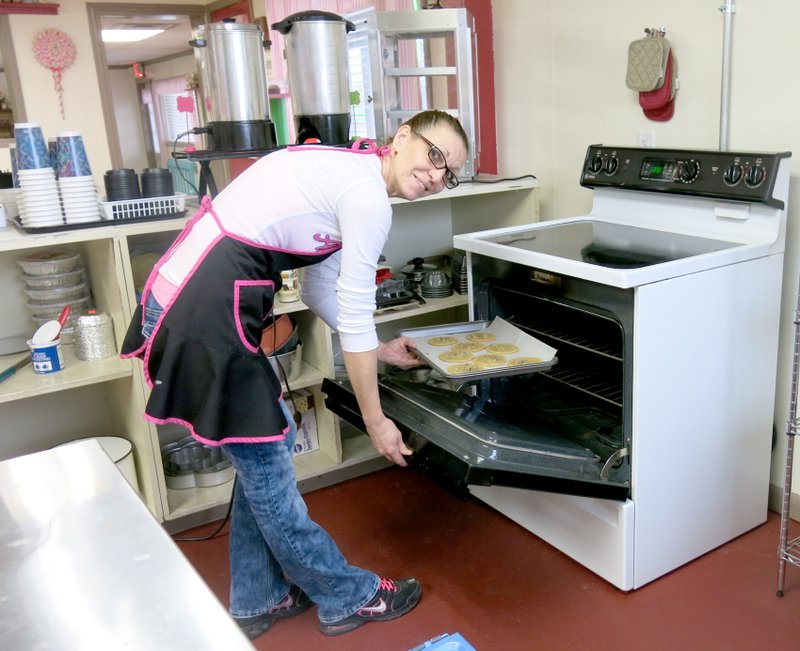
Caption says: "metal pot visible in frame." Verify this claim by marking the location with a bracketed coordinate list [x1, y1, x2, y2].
[190, 19, 277, 152]
[401, 257, 438, 284]
[272, 10, 355, 144]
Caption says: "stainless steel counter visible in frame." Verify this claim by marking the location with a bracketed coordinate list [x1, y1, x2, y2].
[0, 439, 253, 650]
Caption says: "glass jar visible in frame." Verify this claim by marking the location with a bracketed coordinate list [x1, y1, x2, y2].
[278, 269, 301, 302]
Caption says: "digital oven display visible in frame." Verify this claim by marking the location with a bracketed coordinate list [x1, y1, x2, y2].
[640, 159, 676, 181]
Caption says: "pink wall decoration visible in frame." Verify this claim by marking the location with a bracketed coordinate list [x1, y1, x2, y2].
[32, 28, 77, 120]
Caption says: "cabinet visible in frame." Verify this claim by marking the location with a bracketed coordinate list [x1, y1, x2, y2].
[0, 177, 537, 526]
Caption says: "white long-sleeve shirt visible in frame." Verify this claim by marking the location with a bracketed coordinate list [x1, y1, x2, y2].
[156, 146, 391, 352]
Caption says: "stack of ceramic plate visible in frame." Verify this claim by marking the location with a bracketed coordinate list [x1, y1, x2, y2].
[17, 251, 92, 342]
[450, 249, 469, 294]
[16, 168, 64, 228]
[58, 176, 102, 224]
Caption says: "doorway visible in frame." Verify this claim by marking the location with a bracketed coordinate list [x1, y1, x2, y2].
[86, 3, 206, 170]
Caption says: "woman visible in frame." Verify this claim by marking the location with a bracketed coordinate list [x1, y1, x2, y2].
[121, 109, 469, 639]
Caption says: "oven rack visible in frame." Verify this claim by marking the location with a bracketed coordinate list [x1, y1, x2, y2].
[513, 319, 623, 361]
[544, 365, 623, 408]
[507, 317, 623, 407]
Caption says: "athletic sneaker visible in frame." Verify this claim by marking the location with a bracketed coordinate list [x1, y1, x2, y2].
[269, 584, 312, 619]
[319, 577, 421, 636]
[234, 584, 313, 640]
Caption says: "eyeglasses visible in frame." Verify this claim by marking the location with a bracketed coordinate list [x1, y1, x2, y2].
[414, 132, 459, 189]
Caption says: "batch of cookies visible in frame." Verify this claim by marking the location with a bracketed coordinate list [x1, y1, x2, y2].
[426, 331, 543, 375]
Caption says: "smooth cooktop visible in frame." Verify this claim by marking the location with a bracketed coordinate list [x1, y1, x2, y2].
[480, 220, 742, 269]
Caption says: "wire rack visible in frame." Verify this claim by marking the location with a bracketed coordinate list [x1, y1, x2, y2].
[776, 290, 800, 596]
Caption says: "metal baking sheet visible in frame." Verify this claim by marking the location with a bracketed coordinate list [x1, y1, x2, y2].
[399, 317, 558, 381]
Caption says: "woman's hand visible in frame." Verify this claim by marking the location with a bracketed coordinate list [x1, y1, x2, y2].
[378, 336, 425, 369]
[366, 415, 413, 467]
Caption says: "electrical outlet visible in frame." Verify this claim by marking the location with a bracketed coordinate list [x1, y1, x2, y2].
[638, 131, 656, 148]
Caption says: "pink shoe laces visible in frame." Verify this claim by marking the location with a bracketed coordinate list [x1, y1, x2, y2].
[378, 578, 398, 592]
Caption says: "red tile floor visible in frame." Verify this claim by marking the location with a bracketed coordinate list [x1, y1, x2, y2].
[177, 467, 800, 650]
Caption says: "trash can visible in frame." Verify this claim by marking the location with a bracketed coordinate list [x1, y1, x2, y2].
[57, 436, 139, 494]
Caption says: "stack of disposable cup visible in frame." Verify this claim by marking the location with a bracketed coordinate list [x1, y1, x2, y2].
[14, 123, 63, 228]
[56, 131, 102, 225]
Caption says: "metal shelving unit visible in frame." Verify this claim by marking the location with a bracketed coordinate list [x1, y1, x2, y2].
[777, 284, 800, 596]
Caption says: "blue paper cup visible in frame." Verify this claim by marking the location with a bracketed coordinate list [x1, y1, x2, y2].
[56, 131, 92, 178]
[14, 123, 51, 171]
[27, 337, 65, 374]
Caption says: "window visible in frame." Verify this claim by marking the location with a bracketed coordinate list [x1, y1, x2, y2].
[159, 93, 196, 145]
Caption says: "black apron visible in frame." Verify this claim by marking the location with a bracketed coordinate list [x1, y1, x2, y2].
[121, 206, 340, 445]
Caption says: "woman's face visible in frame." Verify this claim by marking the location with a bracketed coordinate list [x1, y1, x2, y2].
[385, 123, 468, 200]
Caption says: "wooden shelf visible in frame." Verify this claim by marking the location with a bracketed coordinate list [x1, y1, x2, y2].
[0, 3, 59, 15]
[374, 292, 468, 324]
[0, 346, 132, 404]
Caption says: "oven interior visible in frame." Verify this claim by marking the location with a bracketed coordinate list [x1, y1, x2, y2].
[324, 262, 634, 501]
[472, 278, 630, 477]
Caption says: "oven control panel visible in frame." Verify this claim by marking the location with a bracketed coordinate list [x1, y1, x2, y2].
[581, 145, 790, 208]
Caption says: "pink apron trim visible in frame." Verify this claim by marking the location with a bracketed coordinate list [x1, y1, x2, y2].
[144, 414, 287, 447]
[233, 279, 277, 354]
[287, 138, 388, 156]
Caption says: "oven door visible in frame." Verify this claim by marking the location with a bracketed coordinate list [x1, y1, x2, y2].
[322, 374, 630, 501]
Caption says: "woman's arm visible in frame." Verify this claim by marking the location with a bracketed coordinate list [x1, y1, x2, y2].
[343, 348, 413, 467]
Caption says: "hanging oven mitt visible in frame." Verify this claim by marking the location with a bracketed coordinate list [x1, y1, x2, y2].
[641, 52, 677, 121]
[626, 34, 670, 91]
[643, 97, 676, 122]
[639, 50, 676, 110]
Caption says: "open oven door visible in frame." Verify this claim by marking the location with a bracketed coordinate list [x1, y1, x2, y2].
[321, 375, 630, 501]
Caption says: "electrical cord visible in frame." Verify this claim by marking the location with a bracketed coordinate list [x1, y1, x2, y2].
[171, 130, 202, 198]
[460, 174, 538, 184]
[172, 477, 236, 542]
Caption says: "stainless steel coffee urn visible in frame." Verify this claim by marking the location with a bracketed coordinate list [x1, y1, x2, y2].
[190, 19, 277, 152]
[272, 11, 355, 145]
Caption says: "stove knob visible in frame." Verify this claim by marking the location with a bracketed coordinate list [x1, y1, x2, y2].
[681, 159, 700, 183]
[604, 156, 619, 175]
[588, 155, 603, 174]
[745, 164, 765, 188]
[723, 164, 743, 185]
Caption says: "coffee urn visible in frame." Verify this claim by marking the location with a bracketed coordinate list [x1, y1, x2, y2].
[272, 11, 355, 145]
[190, 19, 277, 152]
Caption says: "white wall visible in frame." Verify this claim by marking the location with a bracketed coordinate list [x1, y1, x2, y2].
[493, 0, 800, 506]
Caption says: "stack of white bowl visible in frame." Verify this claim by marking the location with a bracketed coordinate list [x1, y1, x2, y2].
[56, 132, 101, 225]
[13, 123, 63, 228]
[17, 251, 92, 343]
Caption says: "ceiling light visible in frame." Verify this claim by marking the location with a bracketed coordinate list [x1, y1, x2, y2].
[101, 28, 165, 43]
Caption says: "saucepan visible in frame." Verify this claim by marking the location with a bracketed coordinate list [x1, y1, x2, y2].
[401, 257, 438, 285]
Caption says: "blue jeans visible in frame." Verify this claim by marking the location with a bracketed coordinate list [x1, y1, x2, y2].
[222, 399, 379, 623]
[141, 292, 163, 339]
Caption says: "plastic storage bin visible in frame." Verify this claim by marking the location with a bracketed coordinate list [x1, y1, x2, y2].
[410, 633, 476, 651]
[99, 192, 187, 220]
